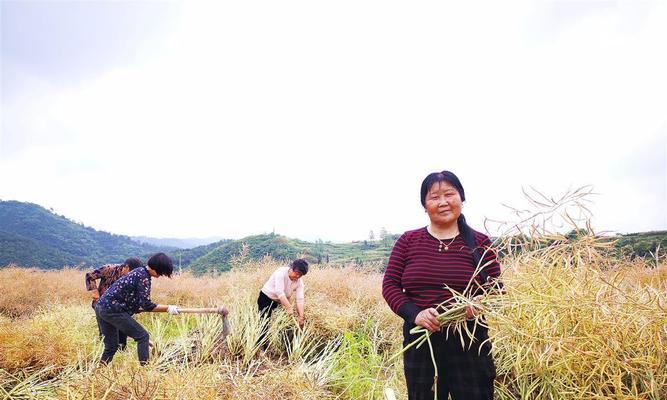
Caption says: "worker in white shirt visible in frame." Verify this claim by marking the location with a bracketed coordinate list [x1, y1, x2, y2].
[257, 258, 308, 343]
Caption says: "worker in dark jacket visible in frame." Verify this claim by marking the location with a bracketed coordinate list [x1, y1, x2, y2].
[95, 252, 180, 365]
[85, 257, 143, 350]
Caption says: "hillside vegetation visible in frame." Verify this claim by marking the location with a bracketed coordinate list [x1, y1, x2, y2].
[176, 233, 399, 274]
[615, 230, 667, 258]
[0, 200, 401, 270]
[1, 199, 665, 272]
[0, 201, 168, 268]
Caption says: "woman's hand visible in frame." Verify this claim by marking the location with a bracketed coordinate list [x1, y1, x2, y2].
[465, 297, 484, 319]
[414, 308, 440, 332]
[465, 305, 479, 319]
[278, 295, 293, 317]
[297, 315, 305, 328]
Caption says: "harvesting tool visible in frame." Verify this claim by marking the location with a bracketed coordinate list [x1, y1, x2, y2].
[177, 306, 231, 337]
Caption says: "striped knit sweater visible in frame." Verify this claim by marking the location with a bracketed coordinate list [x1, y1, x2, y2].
[382, 226, 501, 323]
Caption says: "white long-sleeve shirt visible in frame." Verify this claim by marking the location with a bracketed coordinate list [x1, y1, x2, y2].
[261, 266, 305, 304]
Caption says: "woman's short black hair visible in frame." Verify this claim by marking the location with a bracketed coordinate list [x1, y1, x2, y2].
[290, 259, 309, 275]
[123, 257, 144, 271]
[420, 170, 466, 207]
[147, 252, 173, 277]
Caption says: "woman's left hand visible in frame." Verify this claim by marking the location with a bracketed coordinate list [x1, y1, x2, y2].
[297, 315, 305, 328]
[465, 305, 479, 319]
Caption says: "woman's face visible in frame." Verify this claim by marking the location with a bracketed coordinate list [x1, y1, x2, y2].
[288, 269, 303, 281]
[424, 181, 462, 227]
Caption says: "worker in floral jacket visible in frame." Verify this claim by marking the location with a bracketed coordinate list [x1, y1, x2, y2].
[85, 257, 144, 350]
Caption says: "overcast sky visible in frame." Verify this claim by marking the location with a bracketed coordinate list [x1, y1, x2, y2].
[1, 1, 665, 242]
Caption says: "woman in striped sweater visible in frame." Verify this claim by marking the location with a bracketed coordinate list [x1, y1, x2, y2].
[382, 171, 502, 400]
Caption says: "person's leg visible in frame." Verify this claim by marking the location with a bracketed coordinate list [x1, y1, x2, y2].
[96, 310, 126, 354]
[95, 313, 104, 339]
[118, 330, 128, 351]
[98, 311, 151, 365]
[257, 290, 279, 318]
[257, 291, 280, 350]
[96, 309, 120, 364]
[93, 301, 104, 339]
[441, 322, 496, 400]
[402, 321, 450, 400]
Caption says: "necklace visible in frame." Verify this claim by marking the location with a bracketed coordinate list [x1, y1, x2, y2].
[436, 235, 457, 252]
[427, 226, 458, 252]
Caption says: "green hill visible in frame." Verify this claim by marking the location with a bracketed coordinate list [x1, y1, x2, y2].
[0, 200, 170, 268]
[174, 233, 401, 274]
[185, 234, 303, 274]
[171, 239, 232, 268]
[0, 229, 82, 268]
[0, 199, 400, 271]
[2, 199, 664, 272]
[615, 230, 667, 258]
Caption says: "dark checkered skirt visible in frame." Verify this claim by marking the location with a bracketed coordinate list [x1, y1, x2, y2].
[402, 320, 496, 400]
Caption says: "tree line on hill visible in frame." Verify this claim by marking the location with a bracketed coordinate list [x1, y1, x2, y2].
[0, 200, 168, 268]
[0, 200, 664, 272]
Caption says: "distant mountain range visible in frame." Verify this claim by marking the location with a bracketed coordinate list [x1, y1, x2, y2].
[1, 200, 664, 272]
[131, 236, 225, 249]
[0, 200, 397, 271]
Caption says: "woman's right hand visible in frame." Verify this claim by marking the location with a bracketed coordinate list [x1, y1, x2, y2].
[414, 308, 440, 332]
